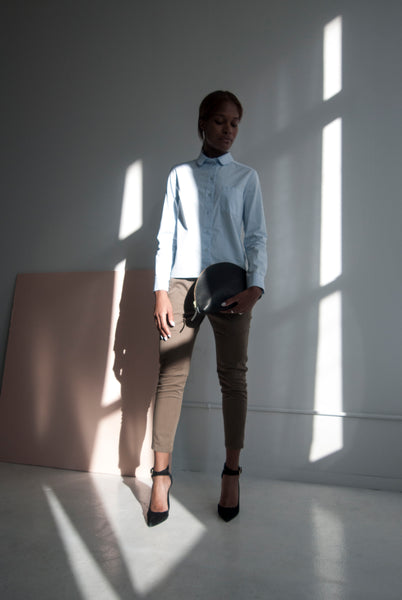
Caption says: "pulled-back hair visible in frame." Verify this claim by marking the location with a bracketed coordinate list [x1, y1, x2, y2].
[198, 90, 243, 139]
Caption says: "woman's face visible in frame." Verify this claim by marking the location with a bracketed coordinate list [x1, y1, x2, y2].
[200, 101, 240, 157]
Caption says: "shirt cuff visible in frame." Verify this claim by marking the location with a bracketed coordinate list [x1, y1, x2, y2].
[153, 275, 170, 292]
[246, 272, 265, 293]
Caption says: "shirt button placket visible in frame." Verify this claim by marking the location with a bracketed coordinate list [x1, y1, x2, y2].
[202, 162, 217, 267]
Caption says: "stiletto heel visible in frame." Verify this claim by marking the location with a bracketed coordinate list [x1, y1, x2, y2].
[147, 466, 173, 527]
[218, 463, 242, 522]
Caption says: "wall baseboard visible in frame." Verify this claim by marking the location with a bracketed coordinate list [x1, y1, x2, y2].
[175, 404, 402, 492]
[183, 401, 402, 422]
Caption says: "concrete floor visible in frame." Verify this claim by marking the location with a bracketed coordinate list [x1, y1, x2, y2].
[1, 462, 401, 600]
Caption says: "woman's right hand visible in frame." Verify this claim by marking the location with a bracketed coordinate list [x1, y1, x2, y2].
[154, 290, 175, 341]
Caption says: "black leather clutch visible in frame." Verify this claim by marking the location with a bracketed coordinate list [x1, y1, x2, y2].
[193, 262, 247, 316]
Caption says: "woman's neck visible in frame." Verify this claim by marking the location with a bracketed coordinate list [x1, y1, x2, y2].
[202, 145, 227, 159]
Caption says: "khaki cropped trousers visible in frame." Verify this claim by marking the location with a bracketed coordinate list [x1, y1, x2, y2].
[152, 278, 252, 453]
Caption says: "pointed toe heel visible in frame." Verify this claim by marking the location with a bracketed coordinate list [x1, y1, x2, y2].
[147, 466, 172, 527]
[217, 463, 242, 523]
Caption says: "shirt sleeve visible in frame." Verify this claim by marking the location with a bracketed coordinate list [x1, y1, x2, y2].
[243, 170, 268, 291]
[154, 169, 178, 291]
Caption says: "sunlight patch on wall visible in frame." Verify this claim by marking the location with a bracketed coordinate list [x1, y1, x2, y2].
[314, 292, 343, 414]
[320, 118, 342, 286]
[119, 160, 143, 240]
[310, 292, 343, 462]
[323, 16, 342, 101]
[310, 16, 343, 463]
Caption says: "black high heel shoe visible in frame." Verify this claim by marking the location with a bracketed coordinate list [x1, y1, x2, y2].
[147, 466, 173, 527]
[218, 463, 242, 522]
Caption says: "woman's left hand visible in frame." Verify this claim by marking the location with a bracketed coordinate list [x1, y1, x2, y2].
[220, 286, 262, 314]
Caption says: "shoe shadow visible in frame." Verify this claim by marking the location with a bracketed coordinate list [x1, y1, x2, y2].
[122, 476, 151, 523]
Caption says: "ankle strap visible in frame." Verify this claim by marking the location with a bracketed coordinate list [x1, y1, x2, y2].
[151, 466, 171, 477]
[222, 463, 242, 477]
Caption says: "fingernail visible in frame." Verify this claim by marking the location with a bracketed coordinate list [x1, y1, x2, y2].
[171, 321, 175, 327]
[221, 302, 226, 307]
[168, 334, 171, 338]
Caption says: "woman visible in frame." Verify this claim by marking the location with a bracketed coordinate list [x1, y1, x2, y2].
[148, 91, 267, 526]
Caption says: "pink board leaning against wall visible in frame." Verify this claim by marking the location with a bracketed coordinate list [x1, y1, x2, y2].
[0, 270, 158, 477]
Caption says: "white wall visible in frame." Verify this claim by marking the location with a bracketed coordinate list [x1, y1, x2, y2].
[1, 0, 402, 489]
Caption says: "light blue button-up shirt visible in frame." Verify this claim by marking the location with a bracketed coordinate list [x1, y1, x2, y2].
[154, 151, 267, 292]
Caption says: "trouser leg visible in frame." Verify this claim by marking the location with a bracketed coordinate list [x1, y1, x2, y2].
[152, 279, 199, 453]
[208, 311, 252, 449]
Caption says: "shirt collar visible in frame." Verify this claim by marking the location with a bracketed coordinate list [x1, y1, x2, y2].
[196, 152, 234, 166]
